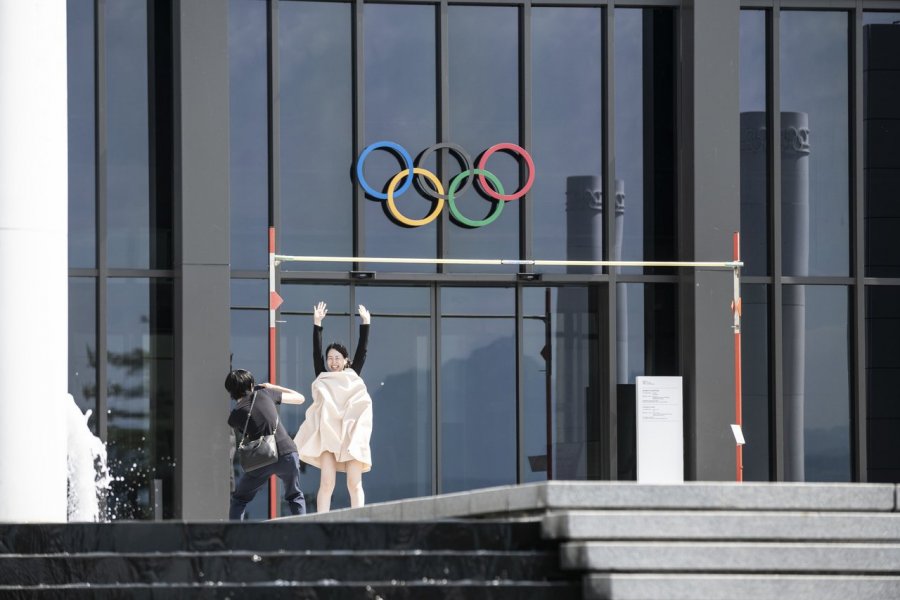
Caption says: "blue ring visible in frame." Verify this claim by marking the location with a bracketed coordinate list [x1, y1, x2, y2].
[356, 141, 414, 200]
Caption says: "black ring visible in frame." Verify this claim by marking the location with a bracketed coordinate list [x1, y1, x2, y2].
[415, 143, 472, 201]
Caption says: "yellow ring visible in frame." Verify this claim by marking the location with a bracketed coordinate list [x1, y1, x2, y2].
[386, 168, 445, 227]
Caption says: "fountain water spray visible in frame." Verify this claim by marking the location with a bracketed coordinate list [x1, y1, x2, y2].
[65, 394, 110, 522]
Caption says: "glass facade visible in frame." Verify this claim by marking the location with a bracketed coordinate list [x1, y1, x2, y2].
[736, 7, 898, 483]
[863, 11, 900, 485]
[63, 1, 900, 519]
[531, 8, 603, 269]
[65, 0, 176, 519]
[279, 1, 354, 272]
[362, 4, 436, 268]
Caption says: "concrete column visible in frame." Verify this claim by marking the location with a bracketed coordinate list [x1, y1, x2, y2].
[679, 0, 741, 480]
[173, 0, 231, 519]
[0, 0, 69, 521]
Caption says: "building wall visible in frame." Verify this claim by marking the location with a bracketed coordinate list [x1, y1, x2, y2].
[57, 0, 900, 519]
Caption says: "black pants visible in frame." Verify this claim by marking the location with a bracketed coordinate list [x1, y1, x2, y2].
[229, 451, 306, 519]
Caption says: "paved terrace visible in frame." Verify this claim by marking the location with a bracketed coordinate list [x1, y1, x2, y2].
[280, 480, 900, 522]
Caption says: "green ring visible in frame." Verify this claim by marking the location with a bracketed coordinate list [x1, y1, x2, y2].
[447, 169, 505, 227]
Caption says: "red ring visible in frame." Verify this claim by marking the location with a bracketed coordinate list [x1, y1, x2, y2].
[476, 143, 535, 202]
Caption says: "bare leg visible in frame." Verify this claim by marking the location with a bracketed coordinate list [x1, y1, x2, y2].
[346, 460, 365, 508]
[317, 452, 337, 513]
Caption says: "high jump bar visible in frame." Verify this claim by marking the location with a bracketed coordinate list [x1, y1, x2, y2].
[275, 254, 743, 269]
[270, 234, 746, 487]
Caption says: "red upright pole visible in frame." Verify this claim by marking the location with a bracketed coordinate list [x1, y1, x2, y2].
[268, 227, 278, 518]
[733, 232, 743, 482]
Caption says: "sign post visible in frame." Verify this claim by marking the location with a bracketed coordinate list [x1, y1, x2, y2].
[636, 376, 684, 483]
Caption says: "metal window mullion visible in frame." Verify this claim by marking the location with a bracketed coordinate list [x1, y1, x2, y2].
[601, 5, 617, 480]
[96, 0, 109, 442]
[519, 2, 533, 268]
[267, 0, 283, 382]
[433, 2, 446, 496]
[352, 0, 365, 270]
[438, 0, 449, 273]
[147, 1, 157, 270]
[767, 6, 784, 482]
[432, 284, 441, 495]
[516, 2, 531, 480]
[515, 284, 524, 484]
[349, 284, 357, 349]
[851, 2, 866, 482]
[106, 268, 177, 278]
[268, 0, 280, 235]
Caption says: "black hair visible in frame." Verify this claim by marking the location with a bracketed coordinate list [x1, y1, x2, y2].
[224, 369, 255, 400]
[325, 342, 352, 369]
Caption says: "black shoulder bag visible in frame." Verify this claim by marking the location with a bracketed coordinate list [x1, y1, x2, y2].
[237, 391, 280, 472]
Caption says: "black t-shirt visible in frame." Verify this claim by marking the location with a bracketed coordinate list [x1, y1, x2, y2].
[227, 386, 297, 456]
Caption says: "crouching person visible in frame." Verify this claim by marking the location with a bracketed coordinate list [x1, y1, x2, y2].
[226, 369, 306, 519]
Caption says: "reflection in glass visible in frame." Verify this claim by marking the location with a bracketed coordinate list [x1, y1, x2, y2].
[783, 285, 850, 482]
[107, 0, 157, 269]
[617, 283, 678, 383]
[441, 289, 515, 492]
[441, 287, 514, 316]
[68, 0, 95, 268]
[617, 283, 678, 479]
[107, 279, 175, 519]
[355, 285, 430, 316]
[280, 283, 351, 316]
[863, 12, 900, 25]
[741, 285, 769, 481]
[863, 16, 900, 277]
[865, 286, 900, 482]
[69, 278, 97, 431]
[280, 2, 352, 271]
[231, 278, 267, 308]
[522, 290, 552, 483]
[739, 10, 768, 276]
[522, 287, 600, 482]
[360, 315, 432, 501]
[230, 310, 268, 388]
[615, 8, 677, 274]
[229, 0, 269, 271]
[363, 4, 436, 271]
[780, 12, 849, 276]
[532, 8, 602, 270]
[447, 7, 519, 272]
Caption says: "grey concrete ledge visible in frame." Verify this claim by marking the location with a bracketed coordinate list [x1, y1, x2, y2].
[280, 481, 897, 522]
[543, 510, 900, 542]
[563, 541, 900, 573]
[585, 574, 900, 600]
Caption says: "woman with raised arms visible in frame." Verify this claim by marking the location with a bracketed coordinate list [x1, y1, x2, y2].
[293, 301, 373, 512]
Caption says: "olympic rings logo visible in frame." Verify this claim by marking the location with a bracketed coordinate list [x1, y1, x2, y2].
[355, 141, 535, 228]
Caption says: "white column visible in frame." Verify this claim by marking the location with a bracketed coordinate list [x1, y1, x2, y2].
[0, 0, 69, 521]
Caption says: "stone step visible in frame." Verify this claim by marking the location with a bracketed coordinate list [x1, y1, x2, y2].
[286, 481, 898, 522]
[562, 541, 900, 573]
[584, 573, 900, 600]
[0, 520, 547, 554]
[544, 510, 900, 542]
[0, 550, 565, 586]
[0, 581, 582, 600]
